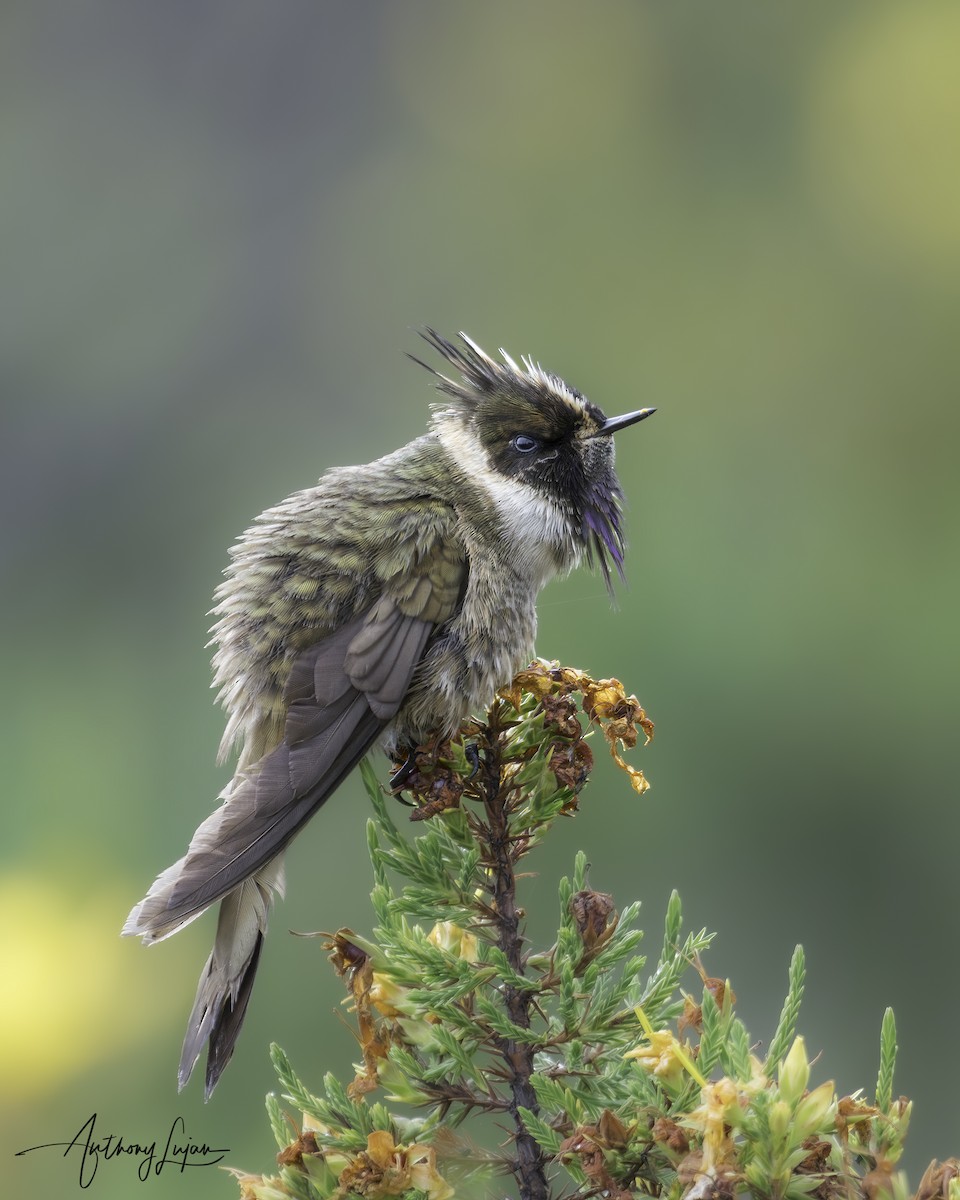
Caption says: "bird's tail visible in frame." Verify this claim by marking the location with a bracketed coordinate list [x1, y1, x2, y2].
[174, 857, 284, 1097]
[124, 844, 285, 1098]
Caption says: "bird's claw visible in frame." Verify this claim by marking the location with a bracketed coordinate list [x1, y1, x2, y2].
[389, 749, 418, 803]
[465, 742, 481, 780]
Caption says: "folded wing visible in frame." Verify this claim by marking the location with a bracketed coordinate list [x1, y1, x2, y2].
[123, 532, 466, 1096]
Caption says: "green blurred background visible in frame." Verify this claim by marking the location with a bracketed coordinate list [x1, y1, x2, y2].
[3, 2, 958, 1196]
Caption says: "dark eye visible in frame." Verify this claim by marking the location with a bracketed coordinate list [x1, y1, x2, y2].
[511, 434, 539, 454]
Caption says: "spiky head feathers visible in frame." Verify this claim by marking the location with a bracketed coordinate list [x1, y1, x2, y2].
[415, 329, 630, 589]
[415, 327, 604, 429]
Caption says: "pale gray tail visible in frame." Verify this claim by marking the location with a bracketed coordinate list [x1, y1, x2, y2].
[124, 853, 285, 1098]
[177, 864, 282, 1097]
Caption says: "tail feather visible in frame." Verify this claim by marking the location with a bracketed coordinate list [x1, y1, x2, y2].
[199, 930, 263, 1098]
[175, 859, 284, 1097]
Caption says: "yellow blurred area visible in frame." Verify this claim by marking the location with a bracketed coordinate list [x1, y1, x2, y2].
[0, 870, 165, 1097]
[386, 0, 653, 161]
[807, 2, 960, 273]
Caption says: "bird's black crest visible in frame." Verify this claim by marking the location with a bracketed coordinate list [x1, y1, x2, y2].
[410, 328, 605, 428]
[409, 328, 504, 398]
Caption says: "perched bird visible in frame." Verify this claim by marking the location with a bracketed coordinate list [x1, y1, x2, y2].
[123, 330, 654, 1097]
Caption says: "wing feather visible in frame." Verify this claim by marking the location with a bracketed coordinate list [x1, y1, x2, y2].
[126, 597, 443, 937]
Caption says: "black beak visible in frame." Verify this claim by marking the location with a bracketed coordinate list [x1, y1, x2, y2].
[596, 407, 656, 436]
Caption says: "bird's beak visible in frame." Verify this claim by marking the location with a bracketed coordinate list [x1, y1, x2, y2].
[595, 407, 656, 436]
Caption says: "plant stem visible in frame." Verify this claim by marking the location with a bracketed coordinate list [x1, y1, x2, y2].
[482, 706, 549, 1200]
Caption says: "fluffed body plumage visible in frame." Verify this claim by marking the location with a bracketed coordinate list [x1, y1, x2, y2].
[123, 331, 654, 1096]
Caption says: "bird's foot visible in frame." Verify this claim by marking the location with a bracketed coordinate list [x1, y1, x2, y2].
[464, 742, 482, 780]
[389, 748, 419, 804]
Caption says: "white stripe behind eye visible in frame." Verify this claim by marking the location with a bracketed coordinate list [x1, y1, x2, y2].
[435, 419, 581, 586]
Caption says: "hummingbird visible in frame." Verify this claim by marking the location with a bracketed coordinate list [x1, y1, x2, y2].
[122, 329, 655, 1097]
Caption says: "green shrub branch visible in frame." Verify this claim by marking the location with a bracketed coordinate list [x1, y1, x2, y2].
[230, 663, 957, 1200]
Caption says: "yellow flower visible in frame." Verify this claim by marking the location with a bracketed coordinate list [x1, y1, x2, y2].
[794, 1081, 837, 1139]
[626, 1005, 707, 1088]
[683, 1075, 742, 1192]
[428, 920, 478, 962]
[369, 972, 409, 1019]
[407, 1144, 455, 1200]
[624, 1028, 687, 1085]
[779, 1036, 811, 1107]
[227, 1169, 292, 1200]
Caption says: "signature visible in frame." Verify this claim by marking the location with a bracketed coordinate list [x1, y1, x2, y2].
[16, 1112, 230, 1188]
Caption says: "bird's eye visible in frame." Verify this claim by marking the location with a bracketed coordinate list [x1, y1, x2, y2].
[511, 435, 539, 454]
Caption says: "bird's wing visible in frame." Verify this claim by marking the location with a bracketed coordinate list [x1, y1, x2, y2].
[124, 531, 466, 941]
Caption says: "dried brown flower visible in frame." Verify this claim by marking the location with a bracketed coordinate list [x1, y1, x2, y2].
[569, 888, 618, 954]
[914, 1158, 960, 1200]
[558, 1111, 636, 1200]
[651, 1116, 690, 1155]
[501, 661, 653, 793]
[276, 1130, 319, 1168]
